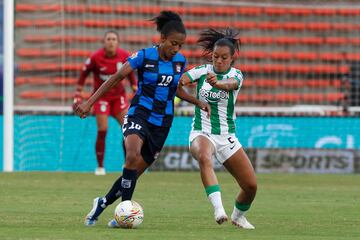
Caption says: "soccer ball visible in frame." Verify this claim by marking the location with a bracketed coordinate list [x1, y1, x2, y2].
[114, 200, 144, 228]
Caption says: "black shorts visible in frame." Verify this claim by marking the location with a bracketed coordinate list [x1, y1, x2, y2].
[122, 116, 170, 165]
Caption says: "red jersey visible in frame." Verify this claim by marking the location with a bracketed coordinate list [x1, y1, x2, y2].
[77, 48, 137, 99]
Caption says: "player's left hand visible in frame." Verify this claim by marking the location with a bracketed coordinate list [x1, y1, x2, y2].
[206, 72, 217, 86]
[198, 101, 211, 119]
[131, 84, 138, 93]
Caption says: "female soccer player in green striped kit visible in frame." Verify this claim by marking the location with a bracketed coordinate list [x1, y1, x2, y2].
[178, 28, 257, 229]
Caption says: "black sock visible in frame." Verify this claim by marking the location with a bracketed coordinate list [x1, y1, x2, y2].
[121, 168, 137, 201]
[104, 176, 123, 206]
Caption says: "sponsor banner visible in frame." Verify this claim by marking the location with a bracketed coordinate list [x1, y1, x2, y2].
[150, 146, 226, 171]
[256, 149, 354, 173]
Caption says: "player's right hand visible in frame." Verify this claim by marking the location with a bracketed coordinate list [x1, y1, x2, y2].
[72, 90, 83, 111]
[73, 102, 91, 119]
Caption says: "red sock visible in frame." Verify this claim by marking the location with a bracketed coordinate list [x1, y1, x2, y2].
[96, 130, 107, 168]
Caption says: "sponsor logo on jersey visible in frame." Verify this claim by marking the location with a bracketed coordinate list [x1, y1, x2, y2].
[175, 63, 182, 73]
[117, 62, 123, 70]
[99, 74, 113, 81]
[199, 89, 229, 102]
[145, 64, 155, 68]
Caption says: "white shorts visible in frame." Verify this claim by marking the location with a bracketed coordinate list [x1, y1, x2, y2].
[189, 131, 242, 164]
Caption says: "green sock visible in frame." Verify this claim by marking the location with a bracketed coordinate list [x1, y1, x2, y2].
[235, 201, 251, 212]
[205, 184, 220, 196]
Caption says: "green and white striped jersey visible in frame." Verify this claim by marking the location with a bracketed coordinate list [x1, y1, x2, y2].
[186, 64, 243, 135]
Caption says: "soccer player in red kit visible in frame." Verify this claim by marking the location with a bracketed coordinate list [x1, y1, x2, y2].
[73, 30, 137, 175]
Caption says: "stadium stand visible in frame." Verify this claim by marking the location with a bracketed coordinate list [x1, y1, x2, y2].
[13, 0, 359, 110]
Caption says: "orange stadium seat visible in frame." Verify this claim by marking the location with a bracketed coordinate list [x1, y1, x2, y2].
[33, 19, 59, 27]
[17, 49, 42, 57]
[258, 22, 282, 30]
[187, 6, 212, 15]
[346, 53, 360, 61]
[64, 5, 86, 13]
[246, 36, 273, 45]
[311, 65, 338, 74]
[123, 35, 149, 44]
[33, 62, 59, 71]
[276, 93, 301, 103]
[332, 23, 356, 31]
[337, 9, 360, 16]
[264, 7, 288, 15]
[207, 21, 229, 29]
[325, 37, 348, 45]
[18, 63, 34, 71]
[294, 52, 318, 61]
[286, 65, 311, 74]
[300, 37, 323, 45]
[15, 20, 32, 27]
[41, 4, 61, 12]
[20, 91, 46, 99]
[275, 37, 299, 45]
[288, 8, 312, 16]
[15, 77, 51, 85]
[252, 94, 274, 103]
[242, 51, 268, 60]
[349, 38, 360, 45]
[302, 93, 326, 103]
[88, 5, 112, 13]
[16, 4, 38, 12]
[327, 93, 344, 102]
[236, 94, 250, 102]
[319, 52, 345, 61]
[131, 19, 152, 28]
[238, 7, 262, 15]
[233, 21, 257, 30]
[115, 5, 137, 14]
[62, 63, 82, 71]
[138, 5, 162, 15]
[67, 49, 89, 58]
[185, 35, 198, 44]
[281, 79, 304, 88]
[282, 22, 306, 31]
[255, 79, 280, 88]
[313, 8, 337, 16]
[269, 52, 293, 60]
[24, 35, 49, 43]
[63, 19, 82, 28]
[42, 49, 64, 57]
[307, 22, 332, 31]
[74, 35, 101, 43]
[185, 21, 208, 29]
[262, 64, 286, 73]
[53, 77, 78, 85]
[307, 79, 336, 88]
[238, 64, 261, 73]
[214, 6, 235, 15]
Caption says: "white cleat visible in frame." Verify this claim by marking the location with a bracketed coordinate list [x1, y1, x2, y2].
[95, 167, 106, 176]
[214, 208, 228, 225]
[231, 215, 255, 229]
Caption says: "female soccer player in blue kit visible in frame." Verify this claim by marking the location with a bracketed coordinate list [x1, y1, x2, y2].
[74, 11, 210, 227]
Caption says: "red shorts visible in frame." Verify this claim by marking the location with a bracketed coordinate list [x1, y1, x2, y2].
[92, 94, 129, 116]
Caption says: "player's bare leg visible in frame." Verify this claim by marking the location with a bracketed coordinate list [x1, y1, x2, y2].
[223, 148, 257, 229]
[191, 136, 228, 224]
[95, 114, 108, 175]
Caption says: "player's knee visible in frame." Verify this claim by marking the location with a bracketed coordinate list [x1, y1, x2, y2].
[125, 149, 142, 167]
[197, 153, 213, 169]
[244, 181, 257, 197]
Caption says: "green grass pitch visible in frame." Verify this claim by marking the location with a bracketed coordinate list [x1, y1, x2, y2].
[0, 172, 359, 240]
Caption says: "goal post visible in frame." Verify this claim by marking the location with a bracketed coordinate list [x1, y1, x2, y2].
[3, 0, 14, 172]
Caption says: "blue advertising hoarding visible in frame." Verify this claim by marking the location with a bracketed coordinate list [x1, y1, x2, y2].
[0, 115, 359, 171]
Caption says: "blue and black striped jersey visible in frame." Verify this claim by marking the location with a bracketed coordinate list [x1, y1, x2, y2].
[127, 46, 186, 127]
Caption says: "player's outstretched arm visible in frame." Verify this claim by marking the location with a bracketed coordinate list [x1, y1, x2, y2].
[176, 74, 211, 118]
[74, 62, 133, 118]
